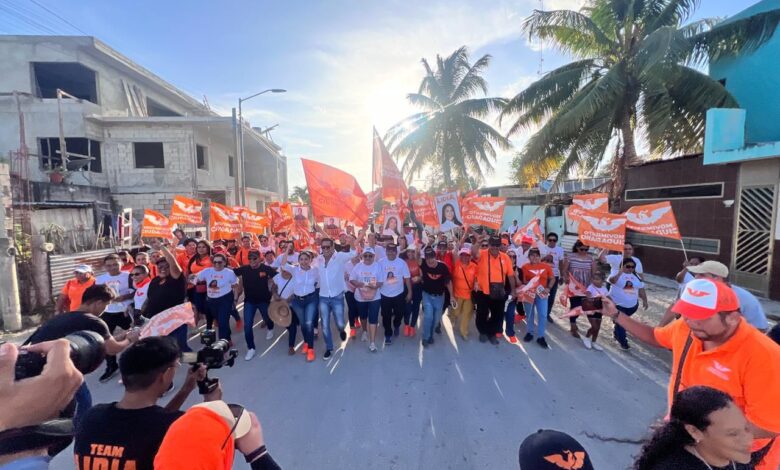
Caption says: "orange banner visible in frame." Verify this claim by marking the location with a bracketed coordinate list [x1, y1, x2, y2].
[411, 193, 438, 228]
[292, 204, 311, 232]
[366, 189, 381, 212]
[141, 209, 172, 239]
[569, 193, 609, 221]
[139, 302, 196, 338]
[577, 210, 626, 252]
[169, 195, 203, 225]
[373, 128, 409, 205]
[512, 217, 544, 246]
[267, 202, 294, 233]
[241, 209, 270, 235]
[462, 196, 506, 230]
[624, 201, 681, 240]
[209, 202, 242, 240]
[302, 159, 369, 227]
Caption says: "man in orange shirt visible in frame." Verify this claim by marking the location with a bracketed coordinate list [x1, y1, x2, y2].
[55, 264, 96, 314]
[475, 236, 517, 345]
[450, 247, 477, 340]
[520, 248, 554, 349]
[602, 278, 780, 469]
[235, 235, 253, 266]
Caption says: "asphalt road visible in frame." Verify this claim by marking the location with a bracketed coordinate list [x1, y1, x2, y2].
[49, 295, 674, 470]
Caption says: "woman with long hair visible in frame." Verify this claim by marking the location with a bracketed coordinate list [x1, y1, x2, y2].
[187, 240, 212, 325]
[281, 250, 320, 362]
[439, 203, 462, 232]
[561, 239, 598, 339]
[195, 253, 239, 342]
[634, 386, 753, 470]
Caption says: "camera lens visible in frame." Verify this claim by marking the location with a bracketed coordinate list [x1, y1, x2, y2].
[212, 339, 230, 354]
[66, 330, 106, 375]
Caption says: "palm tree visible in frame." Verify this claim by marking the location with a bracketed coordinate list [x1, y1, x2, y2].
[289, 185, 309, 205]
[501, 0, 780, 204]
[386, 46, 511, 188]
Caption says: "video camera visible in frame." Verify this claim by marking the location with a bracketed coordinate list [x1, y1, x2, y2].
[14, 330, 106, 380]
[182, 329, 237, 394]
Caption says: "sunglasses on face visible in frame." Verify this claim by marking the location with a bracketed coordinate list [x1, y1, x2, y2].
[131, 272, 144, 277]
[481, 244, 488, 248]
[624, 265, 636, 269]
[548, 238, 557, 242]
[363, 254, 374, 258]
[322, 245, 333, 249]
[213, 260, 225, 264]
[248, 256, 259, 260]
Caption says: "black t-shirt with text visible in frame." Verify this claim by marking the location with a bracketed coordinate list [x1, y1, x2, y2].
[645, 448, 750, 470]
[235, 264, 277, 303]
[74, 403, 183, 470]
[420, 261, 451, 295]
[144, 274, 187, 317]
[25, 311, 110, 345]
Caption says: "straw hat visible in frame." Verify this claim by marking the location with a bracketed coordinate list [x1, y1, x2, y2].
[269, 299, 293, 327]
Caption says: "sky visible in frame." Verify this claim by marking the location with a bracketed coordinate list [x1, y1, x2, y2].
[0, 0, 757, 193]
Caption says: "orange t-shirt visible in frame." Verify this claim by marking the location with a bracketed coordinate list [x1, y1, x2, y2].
[476, 249, 513, 296]
[121, 262, 135, 272]
[235, 247, 252, 266]
[521, 262, 553, 287]
[60, 277, 96, 311]
[654, 319, 780, 469]
[452, 260, 477, 300]
[176, 252, 193, 274]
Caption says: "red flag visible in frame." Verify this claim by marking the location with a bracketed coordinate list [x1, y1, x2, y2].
[141, 209, 172, 239]
[577, 210, 626, 252]
[462, 197, 506, 230]
[373, 128, 409, 205]
[366, 189, 381, 212]
[569, 193, 609, 222]
[302, 159, 369, 227]
[209, 202, 242, 240]
[512, 218, 544, 246]
[516, 275, 542, 303]
[169, 195, 203, 225]
[139, 302, 196, 338]
[241, 209, 270, 234]
[267, 202, 294, 233]
[624, 202, 681, 240]
[411, 193, 438, 228]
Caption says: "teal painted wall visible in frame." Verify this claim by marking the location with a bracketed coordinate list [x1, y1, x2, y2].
[709, 0, 780, 143]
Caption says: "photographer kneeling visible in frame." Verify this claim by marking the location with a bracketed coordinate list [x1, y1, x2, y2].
[74, 336, 220, 470]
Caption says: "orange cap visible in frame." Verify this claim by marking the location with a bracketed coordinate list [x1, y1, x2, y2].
[671, 278, 739, 320]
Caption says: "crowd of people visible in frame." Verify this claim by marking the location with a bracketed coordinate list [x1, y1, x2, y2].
[2, 215, 779, 469]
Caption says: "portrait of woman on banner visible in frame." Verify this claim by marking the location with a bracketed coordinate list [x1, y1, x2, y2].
[383, 215, 401, 237]
[439, 202, 462, 232]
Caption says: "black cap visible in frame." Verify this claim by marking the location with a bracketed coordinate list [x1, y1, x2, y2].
[488, 235, 501, 247]
[423, 247, 436, 258]
[386, 243, 398, 250]
[437, 240, 448, 247]
[518, 430, 594, 470]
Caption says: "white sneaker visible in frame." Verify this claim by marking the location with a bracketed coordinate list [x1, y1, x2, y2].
[581, 336, 593, 350]
[592, 342, 604, 351]
[244, 349, 256, 361]
[369, 342, 377, 352]
[265, 330, 274, 340]
[361, 331, 368, 342]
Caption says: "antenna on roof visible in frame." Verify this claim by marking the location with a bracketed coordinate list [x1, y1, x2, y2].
[202, 95, 211, 110]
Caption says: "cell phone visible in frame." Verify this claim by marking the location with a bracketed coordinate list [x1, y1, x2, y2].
[581, 297, 603, 311]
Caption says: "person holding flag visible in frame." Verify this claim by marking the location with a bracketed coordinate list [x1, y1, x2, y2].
[607, 258, 648, 350]
[520, 248, 554, 349]
[561, 240, 598, 339]
[142, 240, 190, 352]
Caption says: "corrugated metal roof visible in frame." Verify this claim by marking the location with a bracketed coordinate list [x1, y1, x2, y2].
[14, 201, 94, 209]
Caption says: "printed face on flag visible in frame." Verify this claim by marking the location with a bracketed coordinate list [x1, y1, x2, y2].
[577, 210, 626, 252]
[141, 209, 172, 239]
[169, 195, 203, 224]
[435, 191, 463, 232]
[624, 201, 681, 240]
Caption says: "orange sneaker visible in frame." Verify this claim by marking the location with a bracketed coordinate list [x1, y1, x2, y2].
[302, 343, 309, 354]
[355, 318, 362, 328]
[409, 327, 415, 337]
[306, 349, 315, 362]
[350, 329, 357, 339]
[514, 314, 522, 323]
[495, 332, 502, 338]
[235, 319, 244, 332]
[508, 335, 517, 343]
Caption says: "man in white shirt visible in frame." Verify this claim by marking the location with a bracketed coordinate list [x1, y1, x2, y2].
[508, 219, 519, 235]
[271, 241, 299, 268]
[379, 243, 412, 345]
[514, 236, 534, 268]
[314, 235, 356, 360]
[538, 232, 565, 322]
[95, 253, 135, 382]
[599, 243, 644, 280]
[365, 232, 387, 261]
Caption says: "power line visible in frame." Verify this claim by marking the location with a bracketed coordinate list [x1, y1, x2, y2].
[27, 0, 89, 35]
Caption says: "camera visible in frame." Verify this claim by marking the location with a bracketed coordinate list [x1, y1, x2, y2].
[182, 329, 237, 395]
[14, 330, 106, 381]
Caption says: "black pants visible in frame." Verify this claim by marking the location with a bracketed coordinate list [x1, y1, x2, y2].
[381, 293, 405, 338]
[475, 291, 505, 336]
[346, 291, 359, 327]
[102, 311, 131, 368]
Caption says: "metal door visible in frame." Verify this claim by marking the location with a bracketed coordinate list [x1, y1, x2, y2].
[731, 185, 777, 295]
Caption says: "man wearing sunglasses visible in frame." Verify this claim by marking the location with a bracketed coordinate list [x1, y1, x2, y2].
[235, 249, 278, 361]
[313, 236, 356, 360]
[74, 337, 217, 470]
[607, 259, 648, 350]
[539, 232, 564, 322]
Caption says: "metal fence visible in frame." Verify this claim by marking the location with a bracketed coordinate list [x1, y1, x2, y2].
[49, 248, 116, 294]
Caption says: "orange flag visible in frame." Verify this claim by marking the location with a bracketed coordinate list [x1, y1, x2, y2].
[462, 196, 506, 230]
[366, 189, 381, 212]
[292, 204, 311, 231]
[241, 209, 270, 235]
[577, 210, 626, 252]
[569, 192, 609, 221]
[267, 202, 294, 233]
[624, 201, 681, 240]
[141, 209, 172, 238]
[169, 195, 203, 225]
[373, 128, 409, 205]
[411, 193, 438, 228]
[302, 159, 369, 227]
[209, 202, 242, 240]
[513, 218, 544, 246]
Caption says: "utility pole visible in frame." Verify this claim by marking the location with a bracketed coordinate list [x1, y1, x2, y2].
[0, 200, 22, 331]
[232, 108, 241, 205]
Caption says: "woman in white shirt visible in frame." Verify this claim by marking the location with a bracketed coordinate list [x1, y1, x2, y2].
[607, 258, 648, 350]
[130, 264, 151, 325]
[349, 247, 384, 352]
[280, 250, 320, 362]
[195, 253, 239, 342]
[272, 268, 299, 356]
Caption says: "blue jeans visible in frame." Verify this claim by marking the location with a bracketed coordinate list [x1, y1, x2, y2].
[356, 299, 381, 324]
[206, 292, 234, 341]
[614, 303, 639, 345]
[319, 293, 346, 350]
[168, 324, 192, 352]
[243, 301, 271, 350]
[421, 291, 445, 341]
[291, 293, 318, 348]
[547, 278, 559, 316]
[523, 296, 549, 338]
[73, 382, 92, 428]
[405, 283, 423, 327]
[504, 300, 517, 337]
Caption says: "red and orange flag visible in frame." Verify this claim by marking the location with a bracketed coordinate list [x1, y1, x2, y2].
[411, 193, 438, 228]
[169, 195, 203, 225]
[141, 209, 172, 238]
[462, 197, 506, 230]
[577, 210, 626, 252]
[568, 193, 609, 222]
[209, 202, 242, 240]
[624, 202, 681, 240]
[302, 159, 369, 227]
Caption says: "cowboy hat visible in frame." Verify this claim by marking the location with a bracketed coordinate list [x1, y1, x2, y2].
[269, 299, 293, 328]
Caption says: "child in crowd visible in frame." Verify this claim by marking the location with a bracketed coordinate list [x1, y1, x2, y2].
[583, 272, 607, 351]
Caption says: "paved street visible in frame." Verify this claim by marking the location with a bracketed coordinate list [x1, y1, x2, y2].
[48, 285, 682, 470]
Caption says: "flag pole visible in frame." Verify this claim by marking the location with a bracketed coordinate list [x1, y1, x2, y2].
[679, 238, 689, 262]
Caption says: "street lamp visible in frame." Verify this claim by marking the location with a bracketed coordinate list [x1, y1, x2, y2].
[234, 88, 286, 206]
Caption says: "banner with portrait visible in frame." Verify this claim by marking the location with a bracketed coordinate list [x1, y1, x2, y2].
[434, 191, 463, 233]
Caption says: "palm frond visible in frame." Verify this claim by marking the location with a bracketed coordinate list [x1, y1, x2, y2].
[450, 54, 491, 102]
[645, 0, 700, 30]
[523, 9, 616, 58]
[689, 9, 780, 65]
